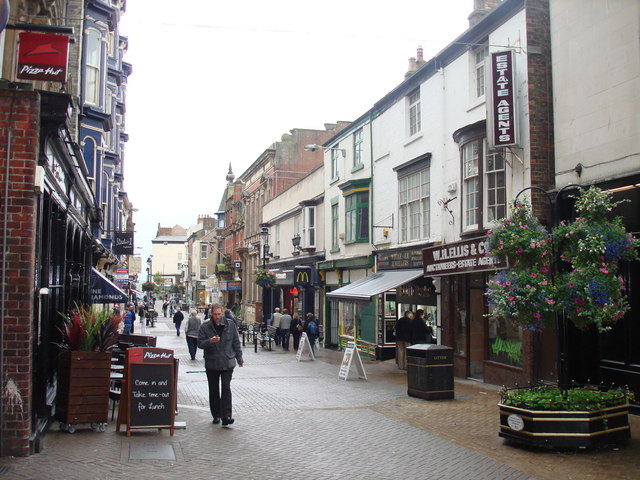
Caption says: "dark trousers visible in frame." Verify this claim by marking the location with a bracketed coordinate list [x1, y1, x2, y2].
[186, 336, 198, 360]
[274, 327, 281, 345]
[206, 369, 234, 419]
[292, 332, 301, 350]
[281, 331, 291, 350]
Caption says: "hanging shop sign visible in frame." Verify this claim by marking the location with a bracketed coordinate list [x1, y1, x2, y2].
[114, 231, 134, 255]
[422, 237, 507, 276]
[488, 49, 518, 148]
[294, 266, 312, 287]
[17, 32, 69, 82]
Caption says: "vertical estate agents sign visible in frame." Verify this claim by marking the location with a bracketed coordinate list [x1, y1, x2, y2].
[18, 32, 69, 82]
[488, 50, 518, 148]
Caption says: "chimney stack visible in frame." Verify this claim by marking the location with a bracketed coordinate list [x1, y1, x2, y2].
[404, 57, 418, 80]
[468, 0, 501, 27]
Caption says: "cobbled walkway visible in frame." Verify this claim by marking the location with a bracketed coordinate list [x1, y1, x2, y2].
[1, 310, 638, 479]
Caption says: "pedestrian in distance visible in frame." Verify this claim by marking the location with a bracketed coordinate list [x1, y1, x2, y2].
[162, 301, 168, 317]
[272, 307, 282, 346]
[123, 305, 135, 335]
[410, 309, 431, 345]
[224, 309, 238, 328]
[395, 310, 414, 370]
[185, 309, 202, 360]
[173, 307, 184, 336]
[198, 303, 244, 426]
[290, 312, 302, 350]
[279, 308, 293, 350]
[304, 312, 319, 354]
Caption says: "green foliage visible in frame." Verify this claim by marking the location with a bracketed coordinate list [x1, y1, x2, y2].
[490, 337, 522, 364]
[54, 303, 119, 352]
[500, 385, 634, 411]
[141, 281, 155, 292]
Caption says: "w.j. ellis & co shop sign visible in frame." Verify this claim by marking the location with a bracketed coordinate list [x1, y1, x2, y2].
[422, 238, 506, 276]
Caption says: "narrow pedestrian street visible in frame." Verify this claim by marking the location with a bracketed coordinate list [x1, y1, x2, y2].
[1, 308, 638, 480]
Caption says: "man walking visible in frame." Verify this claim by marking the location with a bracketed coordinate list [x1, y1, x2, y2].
[272, 307, 282, 346]
[279, 308, 293, 350]
[173, 307, 184, 336]
[198, 303, 243, 426]
[185, 309, 201, 361]
[395, 310, 413, 370]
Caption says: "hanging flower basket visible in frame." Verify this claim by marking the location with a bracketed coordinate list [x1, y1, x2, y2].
[485, 187, 639, 333]
[254, 267, 276, 287]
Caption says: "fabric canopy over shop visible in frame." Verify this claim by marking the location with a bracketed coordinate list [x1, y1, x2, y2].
[90, 267, 129, 304]
[327, 269, 424, 301]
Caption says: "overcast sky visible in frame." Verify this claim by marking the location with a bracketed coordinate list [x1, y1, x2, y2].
[119, 0, 472, 263]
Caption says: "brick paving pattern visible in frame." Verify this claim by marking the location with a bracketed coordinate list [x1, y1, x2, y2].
[0, 311, 638, 479]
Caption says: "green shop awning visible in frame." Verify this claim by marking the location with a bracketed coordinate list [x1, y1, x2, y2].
[326, 269, 424, 301]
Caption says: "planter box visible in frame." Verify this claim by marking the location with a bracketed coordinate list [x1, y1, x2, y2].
[499, 402, 630, 449]
[56, 351, 111, 427]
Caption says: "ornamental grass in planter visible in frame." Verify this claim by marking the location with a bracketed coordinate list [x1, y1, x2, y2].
[486, 187, 639, 449]
[53, 304, 120, 432]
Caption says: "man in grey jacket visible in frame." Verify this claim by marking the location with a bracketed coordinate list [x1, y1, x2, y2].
[198, 303, 244, 426]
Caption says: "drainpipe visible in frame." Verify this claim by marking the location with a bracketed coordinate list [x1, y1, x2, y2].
[369, 110, 375, 271]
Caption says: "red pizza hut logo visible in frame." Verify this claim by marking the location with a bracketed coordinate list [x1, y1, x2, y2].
[18, 32, 69, 82]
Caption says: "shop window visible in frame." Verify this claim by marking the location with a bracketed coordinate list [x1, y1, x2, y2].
[342, 302, 355, 337]
[488, 317, 523, 368]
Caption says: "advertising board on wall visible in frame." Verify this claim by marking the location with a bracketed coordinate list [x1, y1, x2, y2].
[488, 49, 518, 148]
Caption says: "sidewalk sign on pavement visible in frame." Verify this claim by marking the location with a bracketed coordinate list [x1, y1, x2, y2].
[117, 347, 176, 436]
[296, 332, 315, 361]
[338, 341, 367, 381]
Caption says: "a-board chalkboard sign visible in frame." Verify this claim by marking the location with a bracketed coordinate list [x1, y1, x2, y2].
[119, 347, 176, 436]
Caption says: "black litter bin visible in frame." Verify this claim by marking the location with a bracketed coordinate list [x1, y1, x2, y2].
[406, 344, 454, 400]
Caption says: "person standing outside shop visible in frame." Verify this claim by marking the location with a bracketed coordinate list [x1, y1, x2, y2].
[395, 310, 414, 370]
[410, 309, 431, 345]
[198, 303, 243, 426]
[185, 309, 202, 360]
[173, 307, 184, 336]
[290, 312, 303, 350]
[271, 307, 282, 346]
[279, 308, 293, 350]
[123, 305, 135, 335]
[304, 312, 319, 354]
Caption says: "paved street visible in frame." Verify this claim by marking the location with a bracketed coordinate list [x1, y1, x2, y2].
[1, 312, 638, 480]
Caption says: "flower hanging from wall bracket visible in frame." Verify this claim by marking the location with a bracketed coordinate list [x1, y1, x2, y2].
[485, 187, 639, 333]
[254, 267, 276, 287]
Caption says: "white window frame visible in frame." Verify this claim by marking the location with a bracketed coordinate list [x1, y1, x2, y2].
[331, 201, 339, 251]
[353, 128, 363, 168]
[274, 223, 280, 257]
[330, 148, 339, 181]
[200, 244, 208, 260]
[398, 168, 430, 243]
[484, 143, 507, 223]
[84, 29, 102, 106]
[303, 206, 316, 248]
[462, 140, 480, 231]
[408, 89, 421, 136]
[199, 265, 207, 279]
[472, 44, 489, 100]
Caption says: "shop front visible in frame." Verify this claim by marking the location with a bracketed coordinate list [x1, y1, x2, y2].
[327, 268, 426, 360]
[422, 237, 554, 386]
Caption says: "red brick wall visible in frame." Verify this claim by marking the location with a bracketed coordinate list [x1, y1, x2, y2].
[0, 89, 39, 456]
[526, 0, 555, 220]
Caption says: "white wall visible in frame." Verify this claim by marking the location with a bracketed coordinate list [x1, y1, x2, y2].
[373, 9, 531, 248]
[550, 0, 640, 186]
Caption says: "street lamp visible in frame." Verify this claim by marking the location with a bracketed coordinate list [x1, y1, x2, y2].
[259, 225, 273, 324]
[292, 233, 302, 251]
[146, 256, 152, 282]
[303, 144, 346, 156]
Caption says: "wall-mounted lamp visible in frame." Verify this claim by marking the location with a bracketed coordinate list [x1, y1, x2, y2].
[304, 144, 346, 157]
[259, 225, 272, 267]
[292, 233, 302, 251]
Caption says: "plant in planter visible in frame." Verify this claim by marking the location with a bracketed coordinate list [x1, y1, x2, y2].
[53, 304, 120, 433]
[254, 267, 276, 287]
[486, 187, 639, 449]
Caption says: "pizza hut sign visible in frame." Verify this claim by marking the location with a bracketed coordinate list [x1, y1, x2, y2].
[18, 32, 69, 82]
